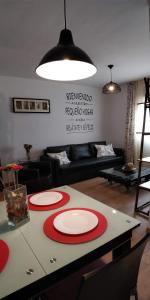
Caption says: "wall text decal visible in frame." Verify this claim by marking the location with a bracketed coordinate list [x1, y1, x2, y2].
[65, 92, 94, 134]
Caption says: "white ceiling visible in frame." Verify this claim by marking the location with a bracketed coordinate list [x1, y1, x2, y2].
[0, 0, 149, 87]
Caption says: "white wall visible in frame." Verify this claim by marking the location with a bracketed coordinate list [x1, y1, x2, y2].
[101, 84, 127, 148]
[0, 76, 106, 164]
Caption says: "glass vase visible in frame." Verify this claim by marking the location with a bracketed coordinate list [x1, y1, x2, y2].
[4, 184, 30, 228]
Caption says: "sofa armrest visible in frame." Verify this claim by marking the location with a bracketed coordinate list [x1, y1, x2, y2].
[28, 161, 52, 177]
[40, 155, 61, 186]
[113, 147, 125, 157]
[40, 154, 51, 161]
[40, 154, 60, 166]
[18, 168, 39, 183]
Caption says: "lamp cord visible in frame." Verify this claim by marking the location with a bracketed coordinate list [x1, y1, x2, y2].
[149, 0, 150, 39]
[64, 0, 67, 29]
[110, 69, 112, 82]
[108, 65, 113, 82]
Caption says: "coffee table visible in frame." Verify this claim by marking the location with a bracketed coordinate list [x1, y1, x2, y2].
[99, 166, 150, 190]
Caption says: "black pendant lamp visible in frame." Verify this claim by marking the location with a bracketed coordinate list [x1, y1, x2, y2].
[36, 0, 97, 81]
[102, 65, 121, 94]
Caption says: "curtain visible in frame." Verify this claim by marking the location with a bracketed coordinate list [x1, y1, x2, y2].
[134, 80, 145, 164]
[124, 82, 136, 163]
[124, 80, 145, 164]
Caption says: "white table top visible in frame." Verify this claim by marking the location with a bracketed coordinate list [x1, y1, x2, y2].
[0, 186, 140, 299]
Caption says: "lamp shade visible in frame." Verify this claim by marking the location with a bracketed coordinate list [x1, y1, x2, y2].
[102, 64, 121, 94]
[36, 29, 97, 81]
[102, 81, 121, 94]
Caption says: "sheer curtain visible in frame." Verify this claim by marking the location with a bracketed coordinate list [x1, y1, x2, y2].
[134, 80, 145, 164]
[124, 82, 136, 163]
[124, 80, 145, 165]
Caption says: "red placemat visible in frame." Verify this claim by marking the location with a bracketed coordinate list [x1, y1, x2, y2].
[43, 208, 107, 244]
[0, 240, 9, 272]
[28, 190, 70, 211]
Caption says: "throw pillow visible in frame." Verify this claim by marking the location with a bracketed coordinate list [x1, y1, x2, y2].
[95, 144, 116, 157]
[47, 151, 70, 165]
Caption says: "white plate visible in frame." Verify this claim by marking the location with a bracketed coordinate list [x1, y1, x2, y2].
[29, 191, 63, 206]
[53, 209, 98, 235]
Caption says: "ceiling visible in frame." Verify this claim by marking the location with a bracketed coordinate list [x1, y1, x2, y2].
[0, 0, 149, 87]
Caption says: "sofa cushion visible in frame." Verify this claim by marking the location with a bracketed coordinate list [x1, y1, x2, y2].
[60, 156, 123, 172]
[45, 145, 71, 159]
[70, 143, 92, 161]
[47, 151, 70, 165]
[89, 141, 106, 157]
[95, 144, 116, 157]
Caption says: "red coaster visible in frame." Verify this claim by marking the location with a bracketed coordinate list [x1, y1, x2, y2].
[28, 191, 70, 211]
[0, 240, 9, 272]
[43, 208, 107, 244]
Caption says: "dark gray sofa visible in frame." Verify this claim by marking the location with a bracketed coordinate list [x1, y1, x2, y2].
[40, 141, 125, 186]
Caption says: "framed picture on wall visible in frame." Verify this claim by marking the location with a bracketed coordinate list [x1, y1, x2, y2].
[12, 98, 50, 113]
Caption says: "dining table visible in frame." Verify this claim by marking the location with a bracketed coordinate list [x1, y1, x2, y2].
[0, 185, 140, 300]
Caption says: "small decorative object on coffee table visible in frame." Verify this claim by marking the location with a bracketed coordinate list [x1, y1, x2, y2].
[122, 162, 136, 174]
[0, 163, 30, 228]
[24, 144, 32, 161]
